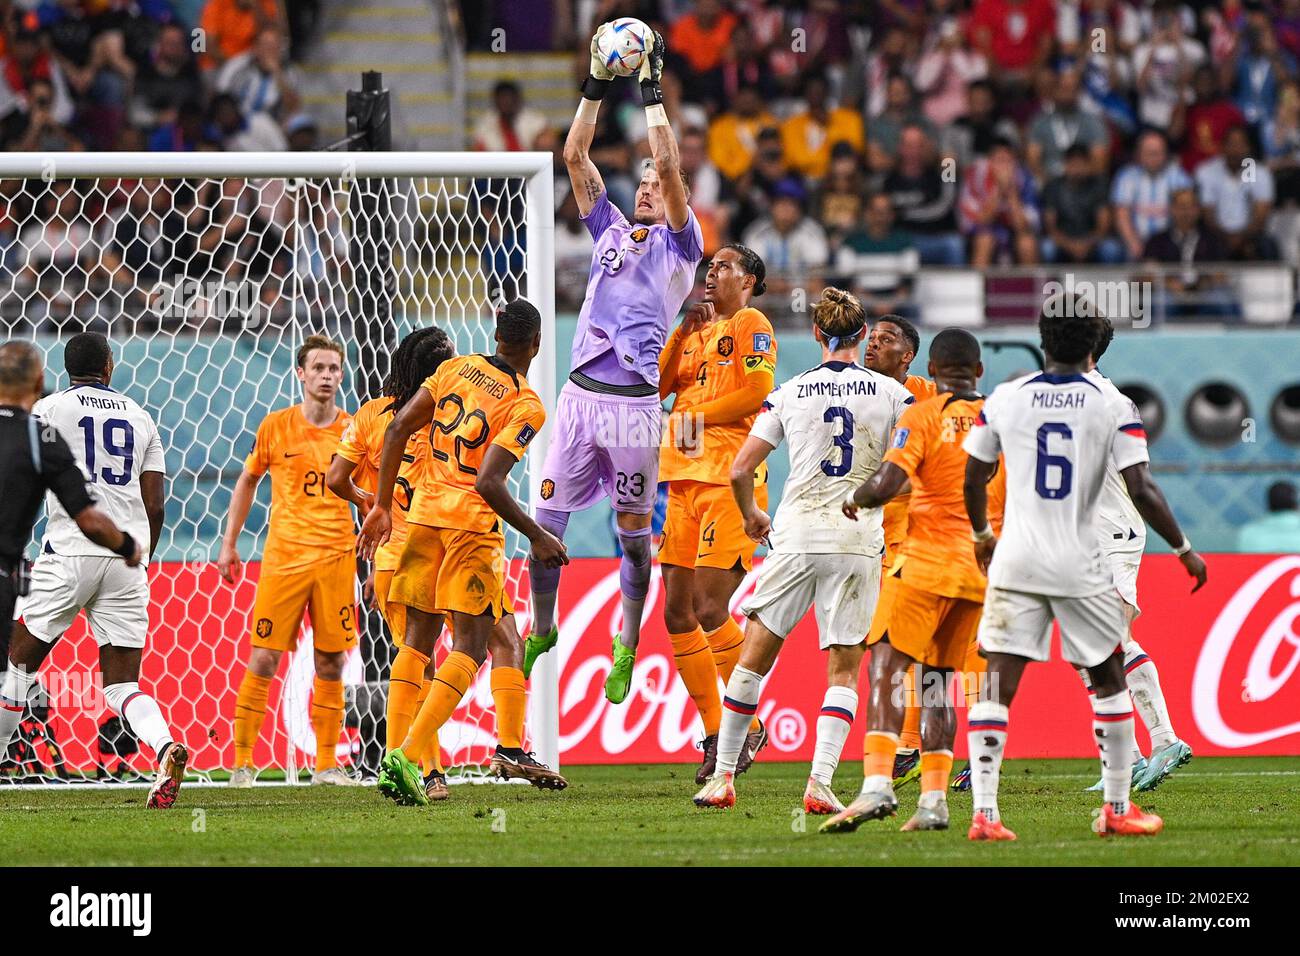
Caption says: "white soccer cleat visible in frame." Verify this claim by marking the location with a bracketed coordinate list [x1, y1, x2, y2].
[693, 772, 736, 809]
[818, 787, 898, 833]
[311, 767, 362, 786]
[228, 766, 257, 789]
[900, 796, 950, 831]
[803, 777, 845, 815]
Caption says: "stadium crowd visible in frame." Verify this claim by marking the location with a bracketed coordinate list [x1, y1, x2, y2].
[464, 0, 1300, 318]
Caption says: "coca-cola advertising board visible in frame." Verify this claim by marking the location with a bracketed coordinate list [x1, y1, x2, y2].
[20, 554, 1300, 771]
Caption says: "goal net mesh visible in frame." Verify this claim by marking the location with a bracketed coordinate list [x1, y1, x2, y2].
[0, 168, 542, 787]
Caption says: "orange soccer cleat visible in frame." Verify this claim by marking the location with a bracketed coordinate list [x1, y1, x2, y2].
[1097, 802, 1164, 837]
[968, 811, 1017, 841]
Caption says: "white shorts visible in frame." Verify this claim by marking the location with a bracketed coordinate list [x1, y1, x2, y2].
[978, 586, 1126, 668]
[1104, 548, 1142, 616]
[14, 553, 149, 649]
[740, 551, 880, 650]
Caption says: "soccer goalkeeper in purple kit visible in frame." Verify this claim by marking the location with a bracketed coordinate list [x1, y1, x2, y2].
[524, 22, 703, 703]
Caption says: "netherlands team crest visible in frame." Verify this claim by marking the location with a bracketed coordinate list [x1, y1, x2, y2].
[717, 336, 734, 357]
[255, 618, 273, 638]
[630, 226, 649, 242]
[541, 478, 555, 500]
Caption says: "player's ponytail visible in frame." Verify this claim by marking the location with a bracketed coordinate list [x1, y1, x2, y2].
[812, 287, 866, 352]
[384, 326, 455, 411]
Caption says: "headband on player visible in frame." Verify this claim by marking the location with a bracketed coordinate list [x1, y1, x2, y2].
[823, 324, 865, 353]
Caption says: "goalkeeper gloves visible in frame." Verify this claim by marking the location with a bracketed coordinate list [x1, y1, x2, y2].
[639, 29, 665, 106]
[581, 23, 615, 101]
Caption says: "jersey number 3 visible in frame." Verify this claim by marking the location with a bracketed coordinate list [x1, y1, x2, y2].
[1035, 422, 1074, 499]
[820, 407, 854, 477]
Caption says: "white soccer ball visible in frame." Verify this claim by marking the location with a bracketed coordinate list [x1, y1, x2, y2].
[596, 17, 651, 77]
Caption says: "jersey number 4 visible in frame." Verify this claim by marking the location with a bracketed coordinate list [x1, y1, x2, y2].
[1035, 422, 1074, 499]
[77, 416, 134, 486]
[819, 406, 854, 477]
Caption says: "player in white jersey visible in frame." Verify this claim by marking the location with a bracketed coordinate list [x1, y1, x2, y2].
[5, 333, 186, 809]
[1078, 320, 1192, 793]
[693, 289, 913, 809]
[961, 298, 1206, 841]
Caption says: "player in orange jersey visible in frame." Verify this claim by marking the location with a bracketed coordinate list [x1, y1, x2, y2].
[658, 244, 777, 785]
[220, 334, 359, 787]
[326, 327, 456, 798]
[823, 328, 1005, 833]
[359, 300, 569, 805]
[863, 314, 936, 785]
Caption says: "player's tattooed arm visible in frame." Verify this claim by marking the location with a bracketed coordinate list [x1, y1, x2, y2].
[140, 470, 165, 559]
[564, 99, 605, 216]
[1121, 461, 1208, 592]
[730, 435, 777, 543]
[475, 446, 568, 569]
[359, 389, 435, 559]
[964, 455, 998, 574]
[844, 461, 908, 518]
[647, 120, 688, 231]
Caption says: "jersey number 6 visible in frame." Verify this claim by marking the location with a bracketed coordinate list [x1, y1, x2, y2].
[1034, 422, 1074, 500]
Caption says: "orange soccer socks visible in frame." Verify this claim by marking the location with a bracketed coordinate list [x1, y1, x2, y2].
[311, 677, 345, 773]
[233, 671, 271, 769]
[670, 626, 722, 735]
[386, 645, 430, 750]
[404, 651, 478, 756]
[491, 667, 527, 749]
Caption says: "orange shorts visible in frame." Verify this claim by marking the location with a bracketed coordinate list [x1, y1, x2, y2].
[250, 549, 357, 654]
[389, 524, 506, 619]
[377, 557, 516, 644]
[660, 480, 767, 571]
[868, 566, 983, 671]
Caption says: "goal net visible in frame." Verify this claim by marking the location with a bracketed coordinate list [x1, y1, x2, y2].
[0, 152, 558, 788]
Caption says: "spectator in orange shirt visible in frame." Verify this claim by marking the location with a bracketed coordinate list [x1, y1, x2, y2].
[199, 0, 285, 71]
[780, 73, 865, 180]
[708, 86, 776, 182]
[670, 0, 738, 76]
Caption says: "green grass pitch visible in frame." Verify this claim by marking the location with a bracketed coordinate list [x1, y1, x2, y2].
[2, 758, 1296, 866]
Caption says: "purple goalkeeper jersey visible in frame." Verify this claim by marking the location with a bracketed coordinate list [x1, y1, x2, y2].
[571, 191, 703, 388]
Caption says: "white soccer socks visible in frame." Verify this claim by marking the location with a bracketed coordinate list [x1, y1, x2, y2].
[811, 686, 857, 786]
[1091, 690, 1136, 816]
[967, 700, 1009, 823]
[104, 682, 174, 758]
[0, 663, 36, 750]
[1123, 642, 1178, 753]
[715, 665, 762, 776]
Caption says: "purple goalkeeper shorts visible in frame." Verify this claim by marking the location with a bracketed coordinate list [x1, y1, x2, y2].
[538, 381, 662, 514]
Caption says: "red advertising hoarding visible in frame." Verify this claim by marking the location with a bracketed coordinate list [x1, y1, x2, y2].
[16, 553, 1300, 772]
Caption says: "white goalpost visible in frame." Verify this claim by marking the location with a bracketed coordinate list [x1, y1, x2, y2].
[0, 151, 558, 787]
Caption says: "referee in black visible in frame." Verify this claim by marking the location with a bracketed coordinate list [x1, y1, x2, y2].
[0, 341, 140, 661]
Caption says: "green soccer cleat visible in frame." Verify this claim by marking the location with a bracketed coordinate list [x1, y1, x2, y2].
[377, 748, 428, 807]
[892, 748, 922, 789]
[1085, 756, 1147, 792]
[523, 626, 559, 680]
[604, 634, 636, 704]
[1134, 740, 1193, 792]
